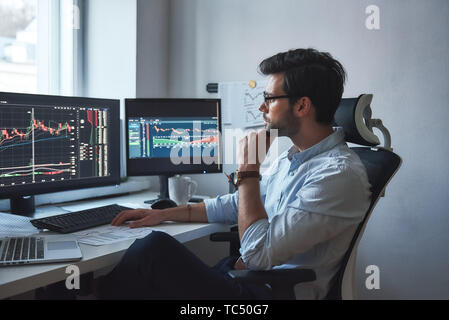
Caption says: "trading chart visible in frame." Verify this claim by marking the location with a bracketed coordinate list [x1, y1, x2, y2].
[0, 104, 110, 187]
[128, 117, 219, 159]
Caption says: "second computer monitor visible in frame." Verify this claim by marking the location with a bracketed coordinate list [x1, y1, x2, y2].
[125, 99, 222, 178]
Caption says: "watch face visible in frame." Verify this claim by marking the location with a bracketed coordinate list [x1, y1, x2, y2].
[233, 172, 239, 185]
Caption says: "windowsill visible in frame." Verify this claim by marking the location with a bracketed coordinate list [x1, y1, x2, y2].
[0, 176, 152, 212]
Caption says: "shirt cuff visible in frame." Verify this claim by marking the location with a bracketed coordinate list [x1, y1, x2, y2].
[204, 197, 221, 223]
[203, 192, 239, 224]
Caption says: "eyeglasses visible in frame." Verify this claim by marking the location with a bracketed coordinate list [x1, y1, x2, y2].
[263, 91, 295, 105]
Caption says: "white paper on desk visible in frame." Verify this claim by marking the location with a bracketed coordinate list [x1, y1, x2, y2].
[73, 224, 160, 246]
[0, 212, 39, 238]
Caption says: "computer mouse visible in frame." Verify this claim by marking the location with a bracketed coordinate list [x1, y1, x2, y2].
[151, 199, 178, 210]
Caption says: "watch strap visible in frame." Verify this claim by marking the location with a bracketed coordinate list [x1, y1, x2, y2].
[238, 171, 261, 180]
[236, 170, 261, 186]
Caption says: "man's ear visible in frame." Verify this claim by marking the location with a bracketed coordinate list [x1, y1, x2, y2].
[292, 97, 313, 118]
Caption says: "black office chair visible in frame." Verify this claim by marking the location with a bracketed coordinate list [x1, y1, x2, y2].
[210, 94, 402, 300]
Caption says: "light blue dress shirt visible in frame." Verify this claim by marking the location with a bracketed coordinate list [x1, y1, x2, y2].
[204, 127, 371, 299]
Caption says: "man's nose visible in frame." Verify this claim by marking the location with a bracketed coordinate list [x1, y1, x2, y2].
[259, 102, 268, 113]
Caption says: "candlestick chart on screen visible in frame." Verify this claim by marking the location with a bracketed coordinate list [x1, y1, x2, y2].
[128, 117, 219, 159]
[0, 105, 109, 187]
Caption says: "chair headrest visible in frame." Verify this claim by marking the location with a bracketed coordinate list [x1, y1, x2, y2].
[333, 94, 380, 147]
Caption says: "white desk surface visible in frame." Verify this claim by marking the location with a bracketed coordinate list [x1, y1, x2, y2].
[0, 190, 230, 299]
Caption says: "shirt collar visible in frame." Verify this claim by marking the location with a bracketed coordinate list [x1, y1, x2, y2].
[287, 127, 346, 164]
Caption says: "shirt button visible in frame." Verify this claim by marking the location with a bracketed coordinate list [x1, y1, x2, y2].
[289, 171, 295, 176]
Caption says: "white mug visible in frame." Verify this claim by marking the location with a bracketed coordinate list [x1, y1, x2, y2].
[168, 175, 198, 206]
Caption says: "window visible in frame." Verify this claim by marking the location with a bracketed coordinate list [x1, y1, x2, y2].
[0, 0, 37, 94]
[0, 0, 82, 95]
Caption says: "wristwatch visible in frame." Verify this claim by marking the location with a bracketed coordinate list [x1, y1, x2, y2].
[228, 170, 261, 188]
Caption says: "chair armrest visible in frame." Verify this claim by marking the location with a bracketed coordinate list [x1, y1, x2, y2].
[209, 231, 240, 243]
[209, 231, 241, 256]
[227, 268, 316, 287]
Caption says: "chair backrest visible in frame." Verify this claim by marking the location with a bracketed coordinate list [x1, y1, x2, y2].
[325, 95, 402, 300]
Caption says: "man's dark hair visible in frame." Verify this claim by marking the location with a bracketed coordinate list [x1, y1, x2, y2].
[259, 48, 346, 124]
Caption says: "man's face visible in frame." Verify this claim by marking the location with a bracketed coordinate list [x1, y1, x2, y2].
[259, 73, 300, 137]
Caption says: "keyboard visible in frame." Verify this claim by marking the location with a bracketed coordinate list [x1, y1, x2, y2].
[0, 237, 45, 265]
[30, 204, 133, 234]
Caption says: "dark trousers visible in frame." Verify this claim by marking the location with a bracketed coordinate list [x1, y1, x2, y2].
[97, 231, 273, 300]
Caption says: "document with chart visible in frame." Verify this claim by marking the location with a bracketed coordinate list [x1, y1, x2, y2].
[243, 80, 268, 128]
[218, 80, 268, 128]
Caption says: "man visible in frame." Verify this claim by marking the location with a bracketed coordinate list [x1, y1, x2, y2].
[95, 48, 371, 300]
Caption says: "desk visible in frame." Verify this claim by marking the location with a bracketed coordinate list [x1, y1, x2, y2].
[0, 190, 229, 299]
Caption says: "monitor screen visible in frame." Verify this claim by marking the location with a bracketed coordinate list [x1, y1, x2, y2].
[125, 99, 222, 176]
[0, 92, 121, 200]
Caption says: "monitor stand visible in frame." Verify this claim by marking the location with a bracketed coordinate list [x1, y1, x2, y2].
[10, 195, 36, 217]
[144, 175, 173, 205]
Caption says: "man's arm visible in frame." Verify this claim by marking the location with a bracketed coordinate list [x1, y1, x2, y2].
[163, 203, 208, 223]
[111, 202, 208, 228]
[237, 178, 267, 240]
[236, 130, 272, 240]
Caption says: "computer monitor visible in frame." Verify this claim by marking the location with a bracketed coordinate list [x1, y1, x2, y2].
[0, 92, 121, 216]
[125, 98, 222, 203]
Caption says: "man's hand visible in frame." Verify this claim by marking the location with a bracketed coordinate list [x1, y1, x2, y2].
[111, 209, 165, 228]
[237, 129, 273, 172]
[111, 203, 208, 228]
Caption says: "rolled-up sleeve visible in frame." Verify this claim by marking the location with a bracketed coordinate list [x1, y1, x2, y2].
[204, 191, 239, 224]
[239, 164, 371, 270]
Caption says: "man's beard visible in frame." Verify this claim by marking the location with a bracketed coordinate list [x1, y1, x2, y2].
[264, 111, 300, 138]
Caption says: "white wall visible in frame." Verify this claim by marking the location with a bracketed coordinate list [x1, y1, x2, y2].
[137, 0, 449, 299]
[136, 0, 170, 98]
[84, 0, 137, 100]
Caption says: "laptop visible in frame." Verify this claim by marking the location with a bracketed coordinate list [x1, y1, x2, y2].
[0, 235, 82, 267]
